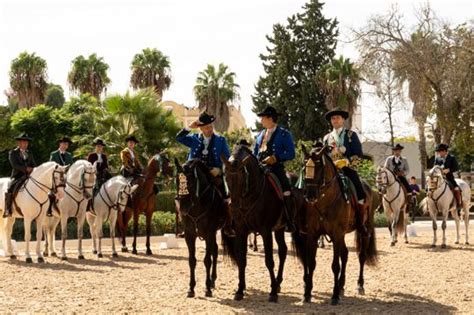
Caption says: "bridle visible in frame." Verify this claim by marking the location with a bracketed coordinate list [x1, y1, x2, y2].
[376, 168, 403, 211]
[426, 168, 451, 213]
[95, 183, 132, 219]
[64, 167, 96, 217]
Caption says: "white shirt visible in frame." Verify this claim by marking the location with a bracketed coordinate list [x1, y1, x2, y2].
[97, 153, 103, 163]
[128, 148, 135, 160]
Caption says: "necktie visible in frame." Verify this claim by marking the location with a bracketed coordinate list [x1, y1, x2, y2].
[260, 130, 271, 152]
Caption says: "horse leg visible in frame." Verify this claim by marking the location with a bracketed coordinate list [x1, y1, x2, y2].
[233, 234, 248, 301]
[404, 207, 409, 244]
[464, 205, 469, 245]
[185, 233, 197, 298]
[274, 229, 287, 293]
[304, 235, 317, 303]
[120, 210, 131, 252]
[452, 208, 460, 245]
[23, 217, 33, 263]
[441, 213, 448, 249]
[132, 210, 139, 255]
[43, 224, 49, 257]
[339, 240, 349, 297]
[145, 210, 153, 255]
[35, 216, 45, 263]
[204, 236, 213, 297]
[87, 214, 97, 254]
[60, 214, 69, 260]
[211, 235, 218, 288]
[6, 218, 16, 259]
[261, 230, 278, 302]
[50, 217, 59, 256]
[330, 238, 342, 305]
[431, 216, 438, 248]
[253, 234, 258, 251]
[357, 232, 368, 295]
[391, 209, 399, 246]
[77, 212, 86, 259]
[110, 212, 118, 257]
[96, 215, 104, 258]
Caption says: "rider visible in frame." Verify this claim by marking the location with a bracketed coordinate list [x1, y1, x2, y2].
[3, 133, 36, 218]
[434, 143, 462, 211]
[86, 138, 111, 211]
[49, 136, 73, 166]
[383, 143, 413, 203]
[254, 106, 296, 233]
[323, 108, 366, 205]
[120, 135, 142, 183]
[176, 111, 235, 237]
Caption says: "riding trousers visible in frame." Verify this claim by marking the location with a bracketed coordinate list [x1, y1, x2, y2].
[397, 176, 412, 193]
[341, 166, 365, 201]
[7, 175, 28, 193]
[445, 173, 459, 189]
[268, 164, 291, 192]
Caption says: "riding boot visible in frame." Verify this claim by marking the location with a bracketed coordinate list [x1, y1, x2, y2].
[46, 192, 55, 217]
[454, 188, 462, 217]
[222, 200, 236, 237]
[3, 192, 13, 218]
[356, 203, 369, 237]
[283, 195, 296, 233]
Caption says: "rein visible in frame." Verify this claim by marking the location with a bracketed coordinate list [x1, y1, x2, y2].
[378, 169, 403, 213]
[94, 184, 131, 219]
[64, 168, 95, 217]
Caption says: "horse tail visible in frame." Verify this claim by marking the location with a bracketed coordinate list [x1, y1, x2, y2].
[396, 209, 405, 233]
[291, 230, 306, 265]
[356, 200, 378, 267]
[420, 197, 429, 215]
[221, 231, 237, 265]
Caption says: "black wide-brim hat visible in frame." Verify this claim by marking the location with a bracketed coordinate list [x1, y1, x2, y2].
[256, 106, 281, 117]
[325, 108, 349, 121]
[125, 135, 140, 144]
[58, 136, 73, 144]
[15, 133, 32, 141]
[392, 143, 404, 150]
[197, 112, 216, 126]
[435, 143, 449, 151]
[93, 138, 106, 146]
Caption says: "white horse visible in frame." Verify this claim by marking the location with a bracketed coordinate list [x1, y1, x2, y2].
[86, 176, 137, 258]
[43, 160, 97, 260]
[422, 165, 471, 247]
[376, 166, 408, 246]
[0, 162, 68, 262]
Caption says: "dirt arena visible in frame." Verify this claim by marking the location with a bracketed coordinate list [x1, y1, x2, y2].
[0, 221, 472, 314]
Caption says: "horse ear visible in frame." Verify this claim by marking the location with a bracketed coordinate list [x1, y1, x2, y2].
[131, 184, 139, 193]
[220, 154, 231, 169]
[64, 164, 71, 172]
[174, 158, 184, 173]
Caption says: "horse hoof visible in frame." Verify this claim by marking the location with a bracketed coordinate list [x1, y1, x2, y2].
[43, 252, 49, 257]
[465, 242, 470, 245]
[330, 297, 339, 305]
[234, 292, 244, 301]
[60, 256, 68, 261]
[121, 247, 128, 253]
[205, 291, 213, 297]
[303, 296, 311, 303]
[92, 250, 98, 255]
[187, 291, 195, 298]
[390, 242, 395, 246]
[132, 250, 138, 255]
[51, 252, 57, 257]
[268, 295, 278, 303]
[358, 287, 365, 295]
[25, 257, 33, 263]
[78, 255, 85, 260]
[146, 249, 153, 256]
[112, 253, 119, 258]
[454, 241, 459, 245]
[37, 257, 45, 263]
[97, 253, 103, 258]
[10, 255, 17, 260]
[441, 244, 446, 249]
[431, 244, 436, 248]
[340, 288, 345, 297]
[210, 281, 216, 289]
[276, 286, 281, 294]
[253, 247, 258, 252]
[405, 240, 409, 244]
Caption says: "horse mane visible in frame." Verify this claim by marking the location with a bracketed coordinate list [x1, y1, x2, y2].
[185, 159, 213, 183]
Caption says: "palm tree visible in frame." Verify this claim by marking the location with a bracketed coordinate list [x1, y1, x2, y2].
[9, 51, 48, 109]
[130, 48, 172, 101]
[67, 54, 111, 99]
[193, 63, 239, 132]
[318, 56, 361, 128]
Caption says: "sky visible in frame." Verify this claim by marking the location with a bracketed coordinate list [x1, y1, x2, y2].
[0, 0, 472, 141]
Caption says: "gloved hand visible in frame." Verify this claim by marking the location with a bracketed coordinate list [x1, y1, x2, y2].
[334, 159, 349, 169]
[263, 155, 277, 165]
[209, 167, 222, 177]
[442, 168, 450, 175]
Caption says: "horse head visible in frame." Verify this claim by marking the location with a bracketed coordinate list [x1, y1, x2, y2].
[222, 145, 258, 210]
[116, 182, 138, 212]
[302, 144, 330, 200]
[53, 163, 69, 200]
[427, 165, 444, 191]
[375, 166, 393, 194]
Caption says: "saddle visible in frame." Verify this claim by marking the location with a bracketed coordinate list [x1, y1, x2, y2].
[265, 172, 284, 201]
[338, 172, 370, 229]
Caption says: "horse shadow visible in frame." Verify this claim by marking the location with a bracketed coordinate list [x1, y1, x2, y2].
[216, 289, 458, 313]
[65, 256, 141, 269]
[5, 259, 105, 273]
[407, 241, 474, 252]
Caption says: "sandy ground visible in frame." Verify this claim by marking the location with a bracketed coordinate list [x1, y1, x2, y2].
[0, 221, 473, 314]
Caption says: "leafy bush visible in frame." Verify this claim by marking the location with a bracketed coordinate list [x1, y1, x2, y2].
[373, 212, 388, 227]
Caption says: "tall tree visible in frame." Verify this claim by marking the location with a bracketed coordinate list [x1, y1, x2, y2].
[45, 83, 66, 108]
[67, 53, 111, 99]
[130, 48, 172, 101]
[317, 56, 361, 129]
[193, 63, 239, 132]
[252, 0, 338, 140]
[9, 52, 48, 109]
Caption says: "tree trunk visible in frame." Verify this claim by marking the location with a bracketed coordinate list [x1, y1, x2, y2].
[417, 119, 428, 189]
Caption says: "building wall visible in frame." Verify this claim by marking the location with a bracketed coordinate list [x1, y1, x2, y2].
[161, 100, 247, 132]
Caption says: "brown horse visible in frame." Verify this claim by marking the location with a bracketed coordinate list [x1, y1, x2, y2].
[292, 145, 378, 305]
[117, 154, 171, 255]
[174, 158, 226, 298]
[221, 145, 306, 302]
